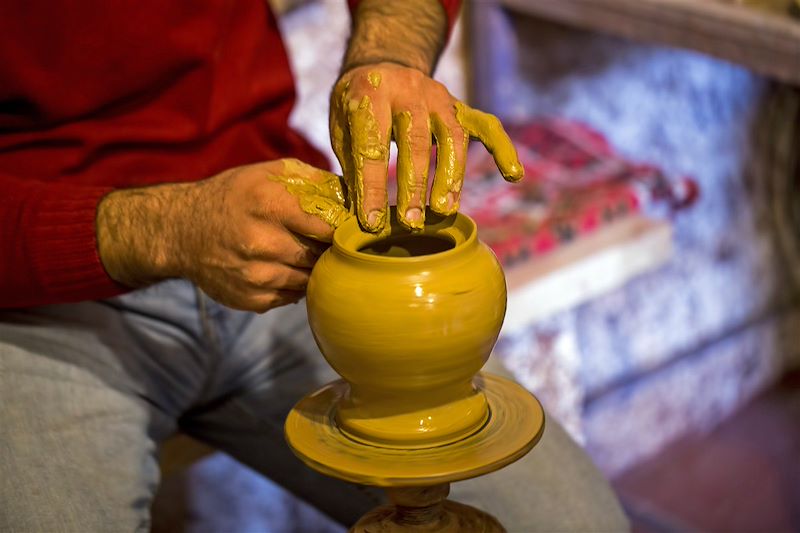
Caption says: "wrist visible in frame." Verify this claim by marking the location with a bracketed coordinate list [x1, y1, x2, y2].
[96, 183, 189, 288]
[343, 0, 447, 77]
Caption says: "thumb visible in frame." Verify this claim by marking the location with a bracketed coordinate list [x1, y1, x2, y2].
[290, 194, 352, 243]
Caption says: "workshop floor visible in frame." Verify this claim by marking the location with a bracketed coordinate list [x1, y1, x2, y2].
[613, 369, 800, 533]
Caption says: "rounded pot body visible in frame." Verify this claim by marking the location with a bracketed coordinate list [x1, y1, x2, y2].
[306, 209, 506, 447]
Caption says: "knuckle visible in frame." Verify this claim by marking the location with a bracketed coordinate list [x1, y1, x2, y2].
[364, 186, 386, 204]
[239, 264, 260, 286]
[237, 227, 262, 255]
[429, 81, 452, 101]
[407, 128, 432, 149]
[405, 102, 427, 118]
[405, 68, 425, 84]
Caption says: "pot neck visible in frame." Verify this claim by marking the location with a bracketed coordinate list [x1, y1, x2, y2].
[332, 208, 479, 267]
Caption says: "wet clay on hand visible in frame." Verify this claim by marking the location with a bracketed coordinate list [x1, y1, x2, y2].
[267, 159, 352, 238]
[329, 64, 525, 233]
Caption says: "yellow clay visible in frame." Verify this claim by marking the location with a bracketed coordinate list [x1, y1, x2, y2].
[430, 112, 468, 216]
[392, 110, 428, 231]
[454, 101, 525, 183]
[348, 95, 389, 231]
[306, 208, 504, 446]
[267, 159, 351, 231]
[367, 71, 382, 89]
[284, 208, 546, 487]
[285, 374, 544, 486]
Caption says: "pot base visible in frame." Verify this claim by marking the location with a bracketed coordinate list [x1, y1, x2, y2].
[284, 373, 545, 487]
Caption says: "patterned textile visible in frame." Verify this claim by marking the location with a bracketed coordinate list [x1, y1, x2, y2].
[459, 120, 697, 266]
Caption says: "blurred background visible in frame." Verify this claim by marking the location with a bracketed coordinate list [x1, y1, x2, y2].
[153, 1, 800, 531]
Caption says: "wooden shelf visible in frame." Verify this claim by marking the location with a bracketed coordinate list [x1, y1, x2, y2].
[498, 0, 800, 85]
[502, 216, 673, 334]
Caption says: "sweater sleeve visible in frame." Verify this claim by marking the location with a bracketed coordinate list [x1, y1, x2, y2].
[0, 174, 129, 308]
[347, 0, 462, 37]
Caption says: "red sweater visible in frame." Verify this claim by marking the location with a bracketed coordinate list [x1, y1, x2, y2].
[0, 0, 460, 308]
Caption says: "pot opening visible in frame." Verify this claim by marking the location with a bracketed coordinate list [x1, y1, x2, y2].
[358, 234, 455, 258]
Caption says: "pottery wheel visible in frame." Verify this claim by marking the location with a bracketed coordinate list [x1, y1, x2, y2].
[284, 373, 545, 487]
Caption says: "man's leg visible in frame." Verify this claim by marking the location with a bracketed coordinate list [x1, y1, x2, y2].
[177, 301, 382, 526]
[180, 300, 629, 531]
[0, 281, 208, 532]
[450, 376, 630, 531]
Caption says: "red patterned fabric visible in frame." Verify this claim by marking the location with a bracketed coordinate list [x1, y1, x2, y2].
[459, 120, 698, 266]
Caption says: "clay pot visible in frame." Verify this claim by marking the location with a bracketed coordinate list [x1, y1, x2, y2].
[306, 208, 507, 449]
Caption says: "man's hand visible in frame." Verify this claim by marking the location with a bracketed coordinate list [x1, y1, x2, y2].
[330, 0, 524, 233]
[331, 63, 524, 232]
[96, 159, 349, 313]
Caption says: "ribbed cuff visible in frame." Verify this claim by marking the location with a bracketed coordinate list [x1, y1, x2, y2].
[8, 184, 130, 307]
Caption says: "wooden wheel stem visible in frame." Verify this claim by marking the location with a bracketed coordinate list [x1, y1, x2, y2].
[350, 484, 505, 532]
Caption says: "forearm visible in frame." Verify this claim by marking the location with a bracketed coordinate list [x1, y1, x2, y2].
[343, 0, 448, 75]
[96, 183, 190, 288]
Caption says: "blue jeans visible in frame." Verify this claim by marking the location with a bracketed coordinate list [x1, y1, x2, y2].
[0, 280, 627, 532]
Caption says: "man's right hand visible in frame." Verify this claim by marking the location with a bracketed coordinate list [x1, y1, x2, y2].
[96, 159, 349, 313]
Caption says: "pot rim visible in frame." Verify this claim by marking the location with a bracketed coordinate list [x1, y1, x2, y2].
[332, 207, 478, 264]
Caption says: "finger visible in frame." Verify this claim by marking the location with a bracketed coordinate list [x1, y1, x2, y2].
[280, 159, 347, 205]
[430, 112, 468, 216]
[248, 289, 306, 314]
[200, 277, 305, 313]
[283, 194, 351, 243]
[454, 102, 524, 182]
[295, 234, 329, 257]
[253, 263, 311, 292]
[348, 94, 391, 232]
[247, 264, 311, 292]
[393, 106, 431, 230]
[245, 229, 318, 268]
[330, 82, 356, 206]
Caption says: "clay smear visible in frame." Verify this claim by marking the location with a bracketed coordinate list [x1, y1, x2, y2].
[392, 110, 428, 230]
[348, 95, 389, 230]
[367, 71, 382, 89]
[267, 159, 351, 231]
[454, 102, 524, 183]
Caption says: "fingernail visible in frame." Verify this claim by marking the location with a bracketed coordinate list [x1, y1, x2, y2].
[507, 162, 525, 181]
[405, 207, 423, 225]
[446, 192, 458, 211]
[367, 209, 383, 229]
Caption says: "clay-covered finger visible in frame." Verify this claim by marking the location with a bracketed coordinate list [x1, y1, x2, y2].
[280, 159, 347, 205]
[393, 108, 431, 230]
[267, 165, 351, 241]
[429, 112, 468, 216]
[348, 95, 391, 232]
[330, 84, 355, 201]
[454, 102, 524, 182]
[281, 194, 350, 245]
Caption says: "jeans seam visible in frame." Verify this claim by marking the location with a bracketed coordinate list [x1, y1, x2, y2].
[193, 286, 226, 406]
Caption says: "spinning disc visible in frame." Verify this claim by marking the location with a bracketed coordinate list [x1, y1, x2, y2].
[284, 373, 545, 487]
